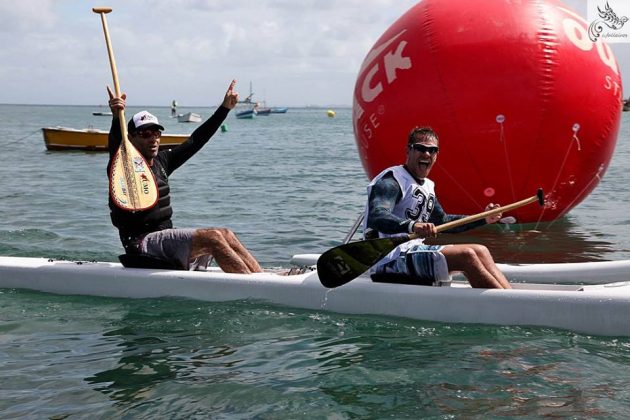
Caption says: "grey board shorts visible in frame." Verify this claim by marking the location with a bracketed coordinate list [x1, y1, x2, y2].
[140, 228, 210, 270]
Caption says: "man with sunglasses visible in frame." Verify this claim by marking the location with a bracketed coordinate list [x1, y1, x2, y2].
[363, 126, 511, 289]
[106, 80, 262, 274]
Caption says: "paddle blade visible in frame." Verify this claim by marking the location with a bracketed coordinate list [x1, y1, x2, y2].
[317, 235, 409, 288]
[109, 141, 159, 211]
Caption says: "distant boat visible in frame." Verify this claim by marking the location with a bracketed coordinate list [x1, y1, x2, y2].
[92, 111, 113, 116]
[177, 112, 202, 123]
[42, 126, 189, 151]
[237, 81, 256, 104]
[235, 108, 257, 119]
[235, 82, 286, 116]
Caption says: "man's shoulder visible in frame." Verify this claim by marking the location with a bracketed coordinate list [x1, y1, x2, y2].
[370, 165, 399, 183]
[152, 150, 170, 171]
[371, 170, 402, 197]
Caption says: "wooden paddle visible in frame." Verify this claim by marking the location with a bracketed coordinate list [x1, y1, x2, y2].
[93, 7, 158, 211]
[317, 188, 545, 288]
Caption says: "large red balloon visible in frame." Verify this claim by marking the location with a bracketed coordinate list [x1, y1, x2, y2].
[353, 0, 622, 222]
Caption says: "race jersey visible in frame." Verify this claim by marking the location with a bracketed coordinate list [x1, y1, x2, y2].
[362, 165, 437, 271]
[362, 165, 436, 238]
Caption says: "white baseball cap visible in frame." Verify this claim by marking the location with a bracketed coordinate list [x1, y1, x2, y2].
[128, 111, 165, 133]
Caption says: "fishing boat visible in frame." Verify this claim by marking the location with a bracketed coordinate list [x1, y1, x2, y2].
[177, 112, 202, 123]
[256, 107, 272, 116]
[92, 111, 113, 116]
[1, 255, 630, 337]
[271, 107, 288, 114]
[42, 126, 189, 151]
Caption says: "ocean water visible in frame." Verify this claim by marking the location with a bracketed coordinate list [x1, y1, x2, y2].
[1, 104, 630, 418]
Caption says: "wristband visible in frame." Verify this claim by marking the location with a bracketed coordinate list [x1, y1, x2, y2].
[408, 220, 416, 233]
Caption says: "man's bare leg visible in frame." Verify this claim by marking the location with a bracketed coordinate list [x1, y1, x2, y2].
[191, 228, 262, 274]
[442, 245, 510, 289]
[468, 244, 511, 289]
[215, 228, 263, 273]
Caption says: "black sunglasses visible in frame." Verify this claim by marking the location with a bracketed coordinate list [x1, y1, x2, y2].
[136, 128, 162, 139]
[409, 143, 439, 155]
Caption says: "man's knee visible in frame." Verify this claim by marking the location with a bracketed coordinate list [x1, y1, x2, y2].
[460, 247, 480, 264]
[195, 228, 227, 246]
[215, 227, 239, 243]
[470, 243, 489, 253]
[445, 246, 479, 269]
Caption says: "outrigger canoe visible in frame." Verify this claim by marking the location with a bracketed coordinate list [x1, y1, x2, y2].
[42, 127, 189, 151]
[2, 255, 630, 337]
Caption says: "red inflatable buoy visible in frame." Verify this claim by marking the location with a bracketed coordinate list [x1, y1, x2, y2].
[353, 0, 622, 222]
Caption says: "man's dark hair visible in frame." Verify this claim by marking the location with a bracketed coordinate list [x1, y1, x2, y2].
[407, 127, 439, 146]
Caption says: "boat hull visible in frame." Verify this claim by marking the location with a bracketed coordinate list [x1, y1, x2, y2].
[177, 112, 202, 123]
[235, 109, 256, 119]
[42, 127, 189, 151]
[2, 256, 630, 337]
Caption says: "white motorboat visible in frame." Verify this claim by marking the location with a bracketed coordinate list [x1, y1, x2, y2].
[177, 112, 202, 123]
[1, 255, 630, 337]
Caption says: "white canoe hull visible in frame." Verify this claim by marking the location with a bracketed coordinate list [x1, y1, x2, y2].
[1, 256, 630, 337]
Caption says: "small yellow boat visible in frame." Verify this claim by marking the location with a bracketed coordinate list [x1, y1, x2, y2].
[42, 126, 189, 151]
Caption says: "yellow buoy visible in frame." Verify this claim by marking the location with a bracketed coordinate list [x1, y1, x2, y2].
[327, 109, 336, 118]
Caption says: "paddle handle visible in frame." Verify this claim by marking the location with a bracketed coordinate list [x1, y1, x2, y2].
[409, 188, 544, 239]
[93, 8, 127, 140]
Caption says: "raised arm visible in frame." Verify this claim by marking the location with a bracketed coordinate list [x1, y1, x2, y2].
[165, 80, 237, 172]
[107, 86, 126, 157]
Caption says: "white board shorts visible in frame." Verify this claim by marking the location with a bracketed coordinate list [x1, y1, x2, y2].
[375, 244, 449, 283]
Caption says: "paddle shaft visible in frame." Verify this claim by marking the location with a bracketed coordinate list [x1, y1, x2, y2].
[418, 191, 543, 237]
[93, 8, 126, 136]
[94, 7, 150, 210]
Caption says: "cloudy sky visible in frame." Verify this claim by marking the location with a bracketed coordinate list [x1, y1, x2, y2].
[0, 0, 627, 107]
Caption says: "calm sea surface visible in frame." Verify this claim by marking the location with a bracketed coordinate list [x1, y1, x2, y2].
[1, 104, 630, 418]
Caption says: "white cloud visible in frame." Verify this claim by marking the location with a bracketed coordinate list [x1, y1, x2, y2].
[0, 0, 627, 107]
[0, 1, 57, 32]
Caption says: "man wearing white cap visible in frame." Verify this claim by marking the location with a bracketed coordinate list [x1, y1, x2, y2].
[107, 80, 262, 274]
